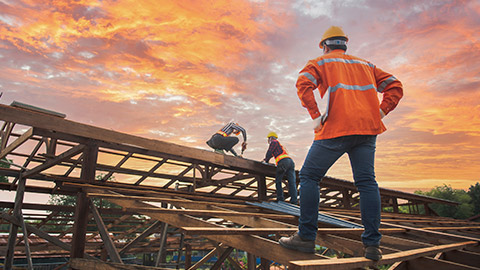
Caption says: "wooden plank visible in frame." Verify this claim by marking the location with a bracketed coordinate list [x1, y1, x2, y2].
[0, 127, 33, 159]
[90, 188, 326, 265]
[66, 182, 253, 204]
[90, 201, 123, 263]
[289, 241, 477, 270]
[87, 192, 257, 210]
[180, 227, 405, 235]
[124, 207, 292, 219]
[423, 226, 480, 231]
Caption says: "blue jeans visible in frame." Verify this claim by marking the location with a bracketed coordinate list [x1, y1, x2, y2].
[275, 158, 298, 204]
[298, 135, 381, 246]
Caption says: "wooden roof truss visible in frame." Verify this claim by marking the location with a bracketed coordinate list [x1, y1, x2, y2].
[0, 103, 479, 269]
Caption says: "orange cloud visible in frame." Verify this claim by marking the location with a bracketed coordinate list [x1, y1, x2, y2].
[0, 0, 293, 104]
[1, 0, 478, 193]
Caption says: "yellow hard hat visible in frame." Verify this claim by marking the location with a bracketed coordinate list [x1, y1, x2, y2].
[319, 26, 348, 49]
[267, 132, 278, 139]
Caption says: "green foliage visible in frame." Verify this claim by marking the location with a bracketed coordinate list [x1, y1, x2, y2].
[48, 174, 121, 209]
[46, 174, 122, 230]
[0, 157, 11, 183]
[468, 182, 480, 215]
[415, 184, 474, 219]
[0, 156, 11, 212]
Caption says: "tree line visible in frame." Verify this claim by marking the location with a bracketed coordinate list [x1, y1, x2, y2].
[414, 182, 480, 219]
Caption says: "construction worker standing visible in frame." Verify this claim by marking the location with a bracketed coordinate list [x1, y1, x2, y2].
[263, 132, 298, 205]
[206, 122, 247, 156]
[279, 26, 403, 260]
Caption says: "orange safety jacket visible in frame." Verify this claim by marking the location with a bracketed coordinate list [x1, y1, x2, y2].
[296, 49, 403, 140]
[264, 139, 290, 165]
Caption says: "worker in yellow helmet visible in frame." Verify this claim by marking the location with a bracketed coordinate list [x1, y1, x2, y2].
[279, 26, 403, 260]
[262, 132, 297, 205]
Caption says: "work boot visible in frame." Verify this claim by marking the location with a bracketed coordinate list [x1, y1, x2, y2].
[278, 232, 315, 253]
[364, 245, 382, 261]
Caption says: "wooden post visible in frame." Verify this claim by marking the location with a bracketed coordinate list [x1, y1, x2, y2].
[392, 197, 399, 213]
[424, 203, 431, 216]
[5, 173, 33, 270]
[342, 188, 351, 209]
[70, 142, 98, 259]
[155, 222, 169, 267]
[185, 243, 192, 269]
[177, 233, 185, 269]
[260, 257, 270, 270]
[247, 253, 256, 270]
[256, 175, 267, 201]
[90, 200, 123, 263]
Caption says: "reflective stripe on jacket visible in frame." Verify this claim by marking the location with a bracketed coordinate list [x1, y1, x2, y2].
[216, 122, 247, 141]
[264, 139, 290, 165]
[296, 49, 403, 140]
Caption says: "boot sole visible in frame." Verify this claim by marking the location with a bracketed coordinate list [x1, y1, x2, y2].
[365, 254, 382, 261]
[279, 241, 315, 253]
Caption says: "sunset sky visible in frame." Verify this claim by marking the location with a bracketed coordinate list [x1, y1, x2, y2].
[1, 0, 479, 193]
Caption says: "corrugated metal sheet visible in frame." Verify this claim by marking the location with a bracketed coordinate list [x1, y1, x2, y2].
[247, 201, 363, 228]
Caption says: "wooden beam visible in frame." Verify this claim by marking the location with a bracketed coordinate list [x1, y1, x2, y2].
[0, 127, 33, 159]
[119, 220, 162, 255]
[90, 188, 326, 265]
[154, 222, 169, 267]
[180, 227, 405, 235]
[4, 173, 29, 269]
[0, 122, 14, 151]
[22, 144, 85, 178]
[124, 207, 292, 219]
[187, 243, 226, 270]
[211, 246, 234, 270]
[289, 241, 478, 270]
[90, 201, 123, 263]
[87, 192, 256, 210]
